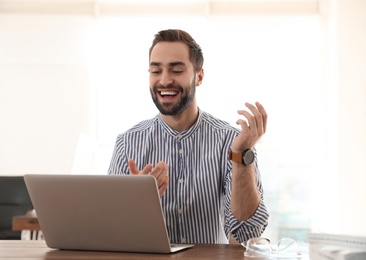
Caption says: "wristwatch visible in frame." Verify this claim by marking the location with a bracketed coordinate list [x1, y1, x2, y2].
[228, 149, 255, 166]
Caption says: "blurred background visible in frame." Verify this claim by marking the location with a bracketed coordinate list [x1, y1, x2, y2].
[1, 0, 365, 243]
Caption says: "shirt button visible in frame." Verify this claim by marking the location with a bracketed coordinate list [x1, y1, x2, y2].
[178, 179, 183, 184]
[178, 208, 183, 214]
[177, 134, 182, 139]
[179, 149, 183, 154]
[181, 238, 186, 243]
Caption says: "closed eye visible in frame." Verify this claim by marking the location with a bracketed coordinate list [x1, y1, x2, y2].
[149, 69, 161, 75]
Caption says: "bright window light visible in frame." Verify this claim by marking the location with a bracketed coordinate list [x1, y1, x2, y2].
[87, 14, 326, 242]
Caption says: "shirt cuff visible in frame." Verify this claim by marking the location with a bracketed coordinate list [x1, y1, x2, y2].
[229, 199, 269, 243]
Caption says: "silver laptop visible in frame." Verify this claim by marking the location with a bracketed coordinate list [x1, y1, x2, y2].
[24, 174, 194, 253]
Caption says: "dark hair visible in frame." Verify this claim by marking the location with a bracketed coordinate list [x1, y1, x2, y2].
[149, 29, 204, 71]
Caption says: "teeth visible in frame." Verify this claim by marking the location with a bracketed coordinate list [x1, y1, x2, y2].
[161, 91, 177, 96]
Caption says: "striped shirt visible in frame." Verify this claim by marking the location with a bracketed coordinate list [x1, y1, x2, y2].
[108, 109, 269, 244]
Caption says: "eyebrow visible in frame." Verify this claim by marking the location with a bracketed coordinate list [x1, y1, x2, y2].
[149, 61, 186, 67]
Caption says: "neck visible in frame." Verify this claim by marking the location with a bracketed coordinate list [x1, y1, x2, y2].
[161, 102, 199, 132]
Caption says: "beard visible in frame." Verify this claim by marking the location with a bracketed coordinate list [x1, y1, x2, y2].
[150, 78, 196, 116]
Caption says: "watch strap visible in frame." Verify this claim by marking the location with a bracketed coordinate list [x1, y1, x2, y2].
[228, 149, 255, 165]
[228, 149, 243, 164]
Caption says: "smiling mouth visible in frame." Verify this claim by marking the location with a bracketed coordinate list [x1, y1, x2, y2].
[159, 90, 179, 97]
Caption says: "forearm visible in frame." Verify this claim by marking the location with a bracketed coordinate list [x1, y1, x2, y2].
[230, 163, 261, 221]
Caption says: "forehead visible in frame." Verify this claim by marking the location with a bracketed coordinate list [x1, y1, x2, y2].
[150, 42, 191, 66]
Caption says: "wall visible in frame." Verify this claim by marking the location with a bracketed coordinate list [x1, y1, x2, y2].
[0, 15, 93, 175]
[336, 0, 366, 236]
[1, 0, 366, 237]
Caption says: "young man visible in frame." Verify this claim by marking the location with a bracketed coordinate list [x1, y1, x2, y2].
[108, 29, 269, 244]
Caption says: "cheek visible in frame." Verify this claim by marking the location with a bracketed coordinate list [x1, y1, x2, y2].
[177, 76, 193, 87]
[149, 77, 158, 88]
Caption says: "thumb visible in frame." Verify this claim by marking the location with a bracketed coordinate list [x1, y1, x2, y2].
[128, 159, 153, 175]
[128, 159, 139, 175]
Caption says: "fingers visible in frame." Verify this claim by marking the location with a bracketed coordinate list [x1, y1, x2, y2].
[237, 102, 267, 137]
[128, 159, 152, 175]
[157, 174, 169, 198]
[150, 161, 169, 197]
[149, 161, 168, 180]
[255, 101, 268, 133]
[128, 159, 139, 175]
[128, 159, 169, 197]
[236, 109, 257, 136]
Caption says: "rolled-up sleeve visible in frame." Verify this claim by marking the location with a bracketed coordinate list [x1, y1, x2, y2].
[224, 154, 269, 243]
[228, 199, 269, 243]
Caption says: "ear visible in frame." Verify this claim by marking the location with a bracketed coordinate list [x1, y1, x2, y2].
[195, 69, 204, 86]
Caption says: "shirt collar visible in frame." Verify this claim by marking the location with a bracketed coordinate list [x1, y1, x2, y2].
[157, 107, 202, 139]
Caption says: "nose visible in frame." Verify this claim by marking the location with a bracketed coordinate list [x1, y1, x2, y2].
[160, 71, 173, 87]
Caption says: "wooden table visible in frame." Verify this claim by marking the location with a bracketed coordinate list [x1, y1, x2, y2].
[0, 240, 246, 259]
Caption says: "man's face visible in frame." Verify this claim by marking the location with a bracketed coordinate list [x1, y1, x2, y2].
[149, 42, 198, 116]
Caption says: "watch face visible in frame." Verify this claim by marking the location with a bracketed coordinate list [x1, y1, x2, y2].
[243, 150, 255, 165]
